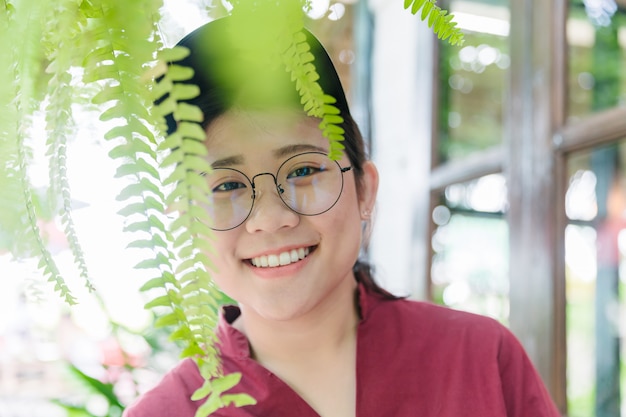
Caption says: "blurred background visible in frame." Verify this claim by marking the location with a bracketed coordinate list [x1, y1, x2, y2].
[2, 0, 626, 416]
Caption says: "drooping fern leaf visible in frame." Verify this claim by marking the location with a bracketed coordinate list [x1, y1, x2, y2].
[228, 0, 346, 160]
[0, 1, 21, 254]
[78, 0, 200, 367]
[152, 45, 256, 417]
[78, 0, 171, 293]
[42, 0, 95, 292]
[76, 0, 250, 412]
[281, 29, 346, 160]
[403, 0, 464, 45]
[2, 0, 78, 305]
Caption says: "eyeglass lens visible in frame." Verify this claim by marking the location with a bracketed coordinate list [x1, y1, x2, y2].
[202, 152, 347, 231]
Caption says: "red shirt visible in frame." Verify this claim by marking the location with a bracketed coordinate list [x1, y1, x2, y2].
[123, 284, 561, 416]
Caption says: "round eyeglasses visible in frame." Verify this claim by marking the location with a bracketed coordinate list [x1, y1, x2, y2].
[202, 151, 352, 231]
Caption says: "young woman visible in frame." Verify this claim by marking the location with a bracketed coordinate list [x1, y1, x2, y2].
[123, 17, 561, 417]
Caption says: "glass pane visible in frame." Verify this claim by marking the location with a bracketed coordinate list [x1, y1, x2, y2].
[430, 174, 510, 323]
[568, 0, 626, 120]
[565, 140, 626, 416]
[437, 0, 510, 162]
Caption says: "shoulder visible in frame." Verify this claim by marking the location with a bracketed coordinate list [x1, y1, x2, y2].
[363, 293, 509, 347]
[123, 359, 203, 417]
[359, 294, 560, 416]
[360, 292, 542, 373]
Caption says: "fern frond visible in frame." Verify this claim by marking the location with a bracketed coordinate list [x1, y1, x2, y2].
[0, 2, 21, 255]
[403, 0, 464, 46]
[153, 42, 257, 415]
[43, 0, 95, 292]
[226, 1, 346, 160]
[74, 2, 217, 391]
[18, 128, 77, 305]
[78, 0, 170, 282]
[193, 371, 256, 417]
[0, 0, 78, 304]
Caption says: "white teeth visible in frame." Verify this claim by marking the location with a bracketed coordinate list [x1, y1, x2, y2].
[251, 247, 310, 268]
[268, 254, 279, 267]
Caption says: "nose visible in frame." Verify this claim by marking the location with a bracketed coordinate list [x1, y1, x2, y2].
[244, 173, 299, 233]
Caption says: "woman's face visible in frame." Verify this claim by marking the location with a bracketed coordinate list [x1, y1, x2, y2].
[203, 109, 377, 322]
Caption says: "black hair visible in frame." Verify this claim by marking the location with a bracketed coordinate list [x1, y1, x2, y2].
[163, 17, 398, 300]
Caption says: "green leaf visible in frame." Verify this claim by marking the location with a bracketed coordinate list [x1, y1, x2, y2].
[92, 84, 123, 105]
[169, 323, 192, 340]
[134, 253, 170, 269]
[421, 1, 433, 21]
[114, 158, 159, 179]
[108, 139, 154, 160]
[194, 251, 217, 271]
[323, 123, 344, 135]
[161, 147, 184, 168]
[158, 45, 191, 62]
[140, 274, 176, 292]
[175, 102, 204, 124]
[189, 220, 214, 239]
[167, 64, 195, 81]
[184, 155, 213, 176]
[151, 77, 173, 102]
[171, 83, 200, 101]
[117, 203, 147, 217]
[155, 310, 185, 327]
[148, 214, 166, 229]
[182, 138, 208, 156]
[158, 132, 183, 152]
[163, 165, 188, 186]
[175, 257, 200, 274]
[123, 220, 152, 233]
[177, 121, 206, 141]
[221, 393, 257, 408]
[191, 379, 213, 401]
[192, 237, 215, 254]
[428, 6, 438, 27]
[144, 294, 174, 309]
[411, 0, 426, 14]
[105, 119, 155, 143]
[211, 373, 243, 395]
[117, 177, 164, 202]
[181, 343, 206, 358]
[127, 234, 167, 249]
[67, 364, 124, 409]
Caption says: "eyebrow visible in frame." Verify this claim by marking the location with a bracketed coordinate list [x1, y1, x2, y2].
[273, 144, 328, 158]
[210, 143, 328, 169]
[211, 155, 244, 169]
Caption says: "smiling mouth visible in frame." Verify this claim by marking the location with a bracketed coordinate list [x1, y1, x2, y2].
[250, 247, 312, 268]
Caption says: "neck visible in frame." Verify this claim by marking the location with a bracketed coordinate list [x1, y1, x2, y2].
[236, 278, 360, 367]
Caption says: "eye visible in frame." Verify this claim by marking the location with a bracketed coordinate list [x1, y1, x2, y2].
[287, 165, 322, 179]
[213, 181, 247, 193]
[206, 169, 249, 194]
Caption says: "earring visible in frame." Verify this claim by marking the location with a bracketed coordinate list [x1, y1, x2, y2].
[361, 209, 371, 218]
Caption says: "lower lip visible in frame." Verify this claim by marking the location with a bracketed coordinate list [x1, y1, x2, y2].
[246, 251, 312, 279]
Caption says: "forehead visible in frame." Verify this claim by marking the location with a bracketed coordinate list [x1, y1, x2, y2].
[204, 109, 328, 160]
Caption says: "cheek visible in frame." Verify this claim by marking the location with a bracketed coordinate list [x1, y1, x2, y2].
[205, 233, 239, 281]
[325, 184, 363, 246]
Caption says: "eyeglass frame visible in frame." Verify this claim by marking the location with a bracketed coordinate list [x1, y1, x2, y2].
[204, 151, 353, 231]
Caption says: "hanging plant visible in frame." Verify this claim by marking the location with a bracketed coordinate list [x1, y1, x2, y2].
[0, 0, 463, 415]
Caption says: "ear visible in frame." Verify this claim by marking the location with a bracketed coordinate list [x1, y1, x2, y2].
[358, 161, 379, 220]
